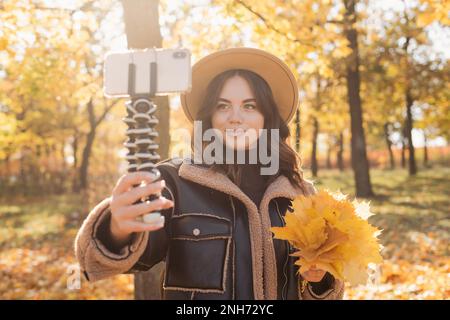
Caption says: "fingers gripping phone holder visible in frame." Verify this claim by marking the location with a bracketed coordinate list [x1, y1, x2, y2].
[124, 61, 162, 223]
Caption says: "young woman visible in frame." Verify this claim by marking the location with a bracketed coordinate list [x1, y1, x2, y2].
[75, 48, 344, 300]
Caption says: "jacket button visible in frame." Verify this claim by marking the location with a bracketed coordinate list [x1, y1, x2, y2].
[193, 228, 200, 236]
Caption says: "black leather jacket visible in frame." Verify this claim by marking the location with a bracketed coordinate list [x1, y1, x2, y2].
[75, 158, 344, 300]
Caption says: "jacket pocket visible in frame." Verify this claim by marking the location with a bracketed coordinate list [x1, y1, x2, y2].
[163, 213, 232, 294]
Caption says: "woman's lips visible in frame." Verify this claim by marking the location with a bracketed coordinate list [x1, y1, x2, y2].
[225, 128, 246, 137]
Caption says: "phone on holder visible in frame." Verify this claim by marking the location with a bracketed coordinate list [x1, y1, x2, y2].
[103, 48, 191, 224]
[103, 48, 192, 97]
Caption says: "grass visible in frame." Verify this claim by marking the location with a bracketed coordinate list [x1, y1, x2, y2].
[0, 166, 449, 299]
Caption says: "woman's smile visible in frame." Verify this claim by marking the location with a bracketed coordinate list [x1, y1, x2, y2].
[225, 128, 247, 137]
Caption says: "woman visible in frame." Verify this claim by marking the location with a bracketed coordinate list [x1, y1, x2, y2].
[75, 47, 344, 300]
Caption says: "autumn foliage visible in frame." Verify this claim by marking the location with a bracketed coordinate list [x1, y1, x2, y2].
[271, 190, 383, 286]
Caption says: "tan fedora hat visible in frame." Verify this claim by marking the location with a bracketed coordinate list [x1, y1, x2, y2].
[180, 47, 299, 124]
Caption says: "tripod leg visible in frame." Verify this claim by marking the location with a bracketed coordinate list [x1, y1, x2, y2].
[124, 96, 162, 223]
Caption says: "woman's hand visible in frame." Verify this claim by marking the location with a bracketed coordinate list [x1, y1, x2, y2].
[300, 264, 326, 282]
[109, 171, 174, 248]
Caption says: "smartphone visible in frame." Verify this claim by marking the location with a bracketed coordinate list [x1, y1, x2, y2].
[103, 48, 192, 97]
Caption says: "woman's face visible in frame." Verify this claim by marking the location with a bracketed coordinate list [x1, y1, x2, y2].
[211, 75, 264, 150]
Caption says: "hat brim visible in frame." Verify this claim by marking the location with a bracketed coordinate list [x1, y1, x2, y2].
[180, 47, 298, 124]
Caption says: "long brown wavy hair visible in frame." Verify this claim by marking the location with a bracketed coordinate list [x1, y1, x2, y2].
[191, 69, 304, 191]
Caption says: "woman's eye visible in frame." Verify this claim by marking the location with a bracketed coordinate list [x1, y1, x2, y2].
[216, 103, 229, 110]
[244, 104, 256, 110]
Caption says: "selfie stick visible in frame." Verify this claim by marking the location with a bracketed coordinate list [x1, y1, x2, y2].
[124, 61, 162, 224]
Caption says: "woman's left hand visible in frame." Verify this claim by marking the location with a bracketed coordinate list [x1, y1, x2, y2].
[300, 264, 326, 282]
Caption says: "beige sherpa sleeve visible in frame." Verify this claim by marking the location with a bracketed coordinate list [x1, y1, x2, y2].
[74, 196, 150, 282]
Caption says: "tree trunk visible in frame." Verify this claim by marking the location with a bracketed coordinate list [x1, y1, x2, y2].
[343, 0, 373, 197]
[337, 132, 344, 171]
[423, 132, 428, 167]
[311, 117, 319, 177]
[326, 139, 332, 169]
[383, 123, 395, 169]
[401, 127, 406, 168]
[401, 142, 406, 168]
[400, 19, 417, 176]
[78, 130, 95, 191]
[72, 136, 78, 170]
[405, 90, 417, 175]
[57, 142, 66, 193]
[78, 99, 97, 191]
[121, 0, 170, 300]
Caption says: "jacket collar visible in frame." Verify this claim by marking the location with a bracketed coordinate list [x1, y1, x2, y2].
[178, 159, 315, 300]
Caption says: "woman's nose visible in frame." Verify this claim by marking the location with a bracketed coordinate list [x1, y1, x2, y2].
[227, 105, 243, 123]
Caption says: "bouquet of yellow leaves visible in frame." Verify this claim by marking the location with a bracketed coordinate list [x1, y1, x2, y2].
[271, 190, 383, 286]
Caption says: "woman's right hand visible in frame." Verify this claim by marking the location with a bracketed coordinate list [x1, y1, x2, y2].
[109, 171, 174, 248]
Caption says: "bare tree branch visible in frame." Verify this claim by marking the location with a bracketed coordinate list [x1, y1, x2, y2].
[95, 97, 121, 127]
[235, 0, 343, 48]
[235, 0, 316, 48]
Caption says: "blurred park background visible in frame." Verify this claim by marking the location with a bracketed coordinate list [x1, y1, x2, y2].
[0, 0, 449, 299]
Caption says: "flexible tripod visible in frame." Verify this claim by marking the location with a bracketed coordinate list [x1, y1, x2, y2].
[123, 61, 162, 223]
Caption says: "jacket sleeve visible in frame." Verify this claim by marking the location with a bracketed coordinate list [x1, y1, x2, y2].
[74, 177, 175, 282]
